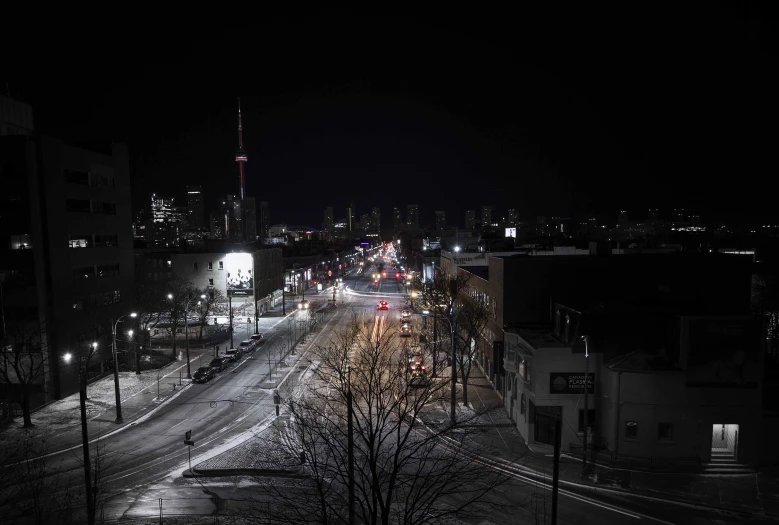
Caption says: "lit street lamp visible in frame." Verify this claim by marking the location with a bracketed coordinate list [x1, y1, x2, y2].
[111, 313, 137, 423]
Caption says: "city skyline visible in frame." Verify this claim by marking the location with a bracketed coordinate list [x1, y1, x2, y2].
[3, 7, 777, 227]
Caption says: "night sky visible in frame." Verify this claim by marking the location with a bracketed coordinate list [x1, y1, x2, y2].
[3, 6, 777, 228]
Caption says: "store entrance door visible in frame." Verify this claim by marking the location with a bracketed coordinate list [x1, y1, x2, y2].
[711, 424, 739, 459]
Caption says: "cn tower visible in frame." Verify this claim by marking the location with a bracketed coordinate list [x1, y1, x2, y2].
[235, 98, 248, 201]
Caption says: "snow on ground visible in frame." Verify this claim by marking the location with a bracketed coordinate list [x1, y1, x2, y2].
[0, 367, 182, 447]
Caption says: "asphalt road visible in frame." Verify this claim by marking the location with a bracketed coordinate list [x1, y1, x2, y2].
[5, 268, 764, 524]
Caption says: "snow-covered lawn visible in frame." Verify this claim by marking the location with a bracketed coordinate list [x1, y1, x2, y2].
[0, 368, 181, 447]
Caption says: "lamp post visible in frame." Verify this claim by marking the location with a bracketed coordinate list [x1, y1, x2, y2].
[111, 313, 137, 423]
[580, 334, 590, 477]
[63, 351, 95, 525]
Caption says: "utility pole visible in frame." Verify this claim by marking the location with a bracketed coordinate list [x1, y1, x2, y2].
[78, 359, 95, 525]
[551, 417, 562, 525]
[229, 288, 234, 349]
[449, 278, 457, 426]
[581, 334, 590, 477]
[432, 313, 438, 378]
[347, 367, 355, 525]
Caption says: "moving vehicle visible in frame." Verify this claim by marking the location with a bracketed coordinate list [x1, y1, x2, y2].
[378, 301, 389, 310]
[400, 323, 412, 337]
[193, 366, 215, 383]
[401, 309, 411, 320]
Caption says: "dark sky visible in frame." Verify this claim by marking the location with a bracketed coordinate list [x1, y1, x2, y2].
[3, 6, 777, 228]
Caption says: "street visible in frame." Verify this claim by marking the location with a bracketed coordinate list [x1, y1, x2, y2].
[0, 263, 766, 524]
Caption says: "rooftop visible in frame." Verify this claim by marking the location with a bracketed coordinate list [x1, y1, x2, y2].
[605, 348, 682, 373]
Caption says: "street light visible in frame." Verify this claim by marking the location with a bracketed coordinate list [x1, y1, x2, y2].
[63, 351, 95, 525]
[580, 334, 590, 477]
[168, 294, 196, 379]
[111, 312, 137, 423]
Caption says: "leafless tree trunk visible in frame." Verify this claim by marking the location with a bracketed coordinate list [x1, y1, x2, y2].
[0, 315, 48, 428]
[247, 320, 510, 525]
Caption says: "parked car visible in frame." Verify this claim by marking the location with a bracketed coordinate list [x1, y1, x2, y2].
[238, 340, 255, 354]
[225, 348, 240, 361]
[209, 358, 226, 372]
[193, 366, 215, 383]
[250, 333, 265, 346]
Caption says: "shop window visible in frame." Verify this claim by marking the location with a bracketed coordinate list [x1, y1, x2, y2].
[578, 409, 596, 432]
[658, 423, 674, 442]
[625, 421, 638, 439]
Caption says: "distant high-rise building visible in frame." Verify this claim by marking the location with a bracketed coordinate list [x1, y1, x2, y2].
[186, 186, 204, 228]
[435, 210, 446, 231]
[618, 210, 629, 224]
[215, 194, 246, 242]
[393, 207, 403, 228]
[259, 201, 269, 238]
[507, 208, 518, 226]
[407, 204, 419, 228]
[323, 207, 334, 232]
[648, 208, 658, 222]
[0, 93, 34, 136]
[149, 194, 181, 247]
[481, 206, 493, 229]
[360, 213, 369, 232]
[465, 210, 475, 229]
[348, 201, 356, 232]
[372, 207, 381, 233]
[245, 197, 257, 240]
[673, 208, 685, 222]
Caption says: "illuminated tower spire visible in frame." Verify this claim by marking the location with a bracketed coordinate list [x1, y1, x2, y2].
[235, 98, 248, 201]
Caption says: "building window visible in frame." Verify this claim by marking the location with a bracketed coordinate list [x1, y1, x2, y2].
[97, 264, 120, 277]
[578, 409, 596, 432]
[9, 233, 32, 250]
[66, 198, 91, 213]
[208, 262, 213, 271]
[91, 174, 114, 188]
[658, 423, 674, 442]
[167, 260, 172, 268]
[64, 168, 89, 185]
[73, 300, 85, 311]
[208, 278, 214, 287]
[193, 262, 198, 271]
[73, 266, 94, 280]
[94, 235, 118, 247]
[69, 234, 92, 248]
[93, 201, 116, 215]
[218, 261, 224, 270]
[625, 421, 638, 439]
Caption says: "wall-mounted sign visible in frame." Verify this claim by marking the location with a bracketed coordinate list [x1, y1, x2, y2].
[505, 227, 517, 238]
[549, 372, 594, 394]
[225, 253, 254, 297]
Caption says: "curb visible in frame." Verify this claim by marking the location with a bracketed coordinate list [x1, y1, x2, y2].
[185, 467, 307, 478]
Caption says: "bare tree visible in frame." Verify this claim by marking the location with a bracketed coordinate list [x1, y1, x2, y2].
[250, 320, 509, 525]
[160, 277, 196, 358]
[0, 313, 48, 427]
[195, 287, 225, 340]
[453, 291, 491, 407]
[133, 281, 165, 350]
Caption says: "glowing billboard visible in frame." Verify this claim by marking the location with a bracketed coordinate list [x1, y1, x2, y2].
[505, 227, 516, 238]
[225, 253, 254, 297]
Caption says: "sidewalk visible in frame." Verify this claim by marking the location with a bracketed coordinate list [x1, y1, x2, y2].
[0, 301, 300, 455]
[446, 369, 770, 518]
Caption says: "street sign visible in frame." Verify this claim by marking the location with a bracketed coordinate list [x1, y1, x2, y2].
[185, 430, 191, 440]
[184, 440, 195, 446]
